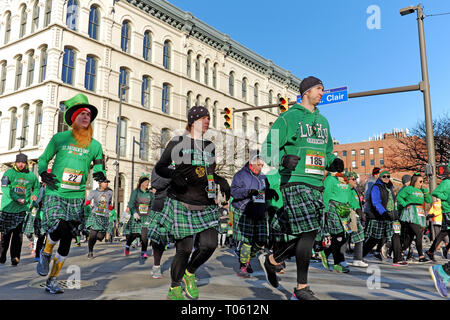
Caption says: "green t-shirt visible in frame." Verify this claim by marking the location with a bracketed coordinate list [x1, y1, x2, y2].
[261, 104, 336, 188]
[128, 188, 154, 215]
[397, 185, 432, 209]
[38, 130, 105, 199]
[1, 167, 40, 213]
[433, 179, 450, 213]
[323, 175, 359, 212]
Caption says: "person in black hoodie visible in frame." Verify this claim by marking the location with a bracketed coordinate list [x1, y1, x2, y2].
[362, 170, 405, 266]
[148, 106, 230, 300]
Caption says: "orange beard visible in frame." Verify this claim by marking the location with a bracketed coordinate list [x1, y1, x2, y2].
[72, 123, 93, 148]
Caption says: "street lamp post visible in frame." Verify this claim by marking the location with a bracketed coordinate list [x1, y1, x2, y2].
[400, 4, 437, 193]
[114, 84, 128, 237]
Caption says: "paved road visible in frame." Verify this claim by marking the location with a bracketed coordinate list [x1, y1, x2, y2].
[0, 238, 446, 300]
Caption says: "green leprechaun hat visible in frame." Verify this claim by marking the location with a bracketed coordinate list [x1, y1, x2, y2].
[63, 93, 98, 127]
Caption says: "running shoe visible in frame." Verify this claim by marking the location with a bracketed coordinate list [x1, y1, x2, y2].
[393, 261, 408, 267]
[319, 250, 330, 270]
[141, 252, 148, 259]
[33, 257, 40, 262]
[381, 244, 389, 260]
[36, 249, 52, 276]
[124, 246, 130, 256]
[419, 257, 430, 263]
[442, 247, 448, 260]
[45, 277, 64, 294]
[352, 260, 369, 268]
[277, 262, 286, 274]
[237, 266, 251, 278]
[333, 263, 350, 273]
[183, 271, 199, 299]
[426, 250, 436, 262]
[168, 286, 185, 300]
[151, 265, 162, 279]
[0, 255, 6, 264]
[373, 252, 383, 261]
[11, 257, 19, 266]
[87, 252, 94, 259]
[429, 265, 449, 298]
[258, 254, 279, 288]
[290, 286, 319, 300]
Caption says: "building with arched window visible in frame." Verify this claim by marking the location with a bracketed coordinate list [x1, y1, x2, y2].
[0, 0, 301, 206]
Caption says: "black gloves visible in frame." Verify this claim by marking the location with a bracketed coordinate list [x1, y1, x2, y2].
[215, 175, 231, 200]
[265, 188, 279, 201]
[328, 158, 344, 173]
[93, 171, 107, 182]
[40, 171, 56, 187]
[281, 155, 300, 171]
[248, 189, 259, 197]
[385, 210, 399, 221]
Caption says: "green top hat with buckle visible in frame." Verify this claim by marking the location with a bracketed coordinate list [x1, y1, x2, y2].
[63, 93, 98, 127]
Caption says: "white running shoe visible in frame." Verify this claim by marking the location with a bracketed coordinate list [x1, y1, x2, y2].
[152, 265, 162, 279]
[352, 260, 369, 267]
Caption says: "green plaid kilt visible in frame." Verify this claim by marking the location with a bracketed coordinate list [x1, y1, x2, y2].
[0, 211, 26, 233]
[365, 219, 394, 240]
[40, 195, 84, 234]
[107, 221, 115, 234]
[147, 210, 174, 245]
[324, 201, 365, 244]
[86, 212, 109, 233]
[22, 211, 36, 236]
[272, 184, 324, 237]
[123, 214, 151, 235]
[148, 197, 219, 241]
[399, 205, 427, 228]
[232, 207, 269, 245]
[441, 212, 450, 231]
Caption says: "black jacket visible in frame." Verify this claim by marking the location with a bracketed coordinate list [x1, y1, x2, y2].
[366, 179, 396, 221]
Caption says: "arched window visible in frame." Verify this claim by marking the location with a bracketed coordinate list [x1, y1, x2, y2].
[39, 46, 47, 82]
[212, 102, 218, 128]
[88, 5, 100, 40]
[26, 50, 35, 87]
[186, 91, 193, 116]
[242, 113, 248, 135]
[9, 108, 17, 149]
[229, 72, 234, 97]
[162, 83, 170, 113]
[21, 105, 30, 148]
[163, 41, 171, 70]
[254, 117, 260, 142]
[62, 47, 75, 85]
[44, 0, 52, 27]
[66, 0, 79, 31]
[118, 67, 129, 101]
[85, 55, 97, 91]
[204, 59, 210, 86]
[139, 123, 150, 161]
[4, 12, 11, 44]
[195, 94, 202, 106]
[254, 83, 259, 106]
[19, 5, 27, 38]
[141, 76, 151, 108]
[0, 61, 7, 94]
[195, 55, 201, 81]
[212, 63, 218, 89]
[186, 51, 193, 78]
[242, 77, 247, 101]
[121, 21, 130, 52]
[143, 30, 152, 61]
[34, 102, 43, 145]
[15, 55, 23, 91]
[32, 1, 40, 33]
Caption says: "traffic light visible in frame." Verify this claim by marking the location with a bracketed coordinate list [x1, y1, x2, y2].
[224, 107, 233, 129]
[436, 164, 449, 177]
[279, 97, 289, 113]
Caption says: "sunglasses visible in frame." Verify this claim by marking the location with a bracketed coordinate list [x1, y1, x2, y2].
[418, 180, 424, 183]
[382, 175, 390, 178]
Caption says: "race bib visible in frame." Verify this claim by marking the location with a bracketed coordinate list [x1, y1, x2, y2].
[139, 204, 149, 215]
[417, 207, 425, 217]
[305, 149, 325, 175]
[393, 221, 401, 234]
[252, 190, 265, 203]
[207, 174, 216, 199]
[13, 186, 26, 195]
[61, 168, 83, 190]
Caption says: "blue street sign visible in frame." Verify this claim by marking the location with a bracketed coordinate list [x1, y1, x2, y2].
[297, 86, 348, 105]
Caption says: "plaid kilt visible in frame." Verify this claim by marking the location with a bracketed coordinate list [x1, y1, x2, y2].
[272, 184, 324, 238]
[365, 219, 394, 240]
[232, 206, 269, 245]
[148, 197, 219, 241]
[324, 201, 365, 244]
[22, 211, 36, 236]
[441, 212, 450, 231]
[147, 210, 174, 245]
[107, 221, 115, 234]
[40, 195, 84, 234]
[86, 212, 109, 232]
[123, 214, 151, 235]
[400, 205, 427, 228]
[0, 211, 26, 233]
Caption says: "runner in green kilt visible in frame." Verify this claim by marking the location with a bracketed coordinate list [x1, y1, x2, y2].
[150, 106, 230, 300]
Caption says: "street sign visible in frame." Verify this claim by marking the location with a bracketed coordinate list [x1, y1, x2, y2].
[297, 86, 348, 105]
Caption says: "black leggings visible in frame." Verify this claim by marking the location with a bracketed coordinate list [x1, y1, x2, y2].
[272, 230, 317, 285]
[88, 229, 105, 252]
[363, 233, 402, 263]
[151, 241, 166, 266]
[0, 222, 24, 261]
[48, 220, 77, 257]
[170, 228, 218, 287]
[324, 232, 347, 265]
[126, 227, 149, 252]
[429, 229, 450, 254]
[402, 222, 424, 257]
[35, 233, 46, 258]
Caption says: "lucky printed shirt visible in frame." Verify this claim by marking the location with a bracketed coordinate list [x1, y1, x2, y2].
[1, 167, 40, 213]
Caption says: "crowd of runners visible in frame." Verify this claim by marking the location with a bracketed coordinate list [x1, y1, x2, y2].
[1, 78, 449, 300]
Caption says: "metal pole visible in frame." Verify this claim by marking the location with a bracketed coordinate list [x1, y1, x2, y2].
[416, 4, 437, 194]
[131, 136, 135, 191]
[114, 85, 125, 236]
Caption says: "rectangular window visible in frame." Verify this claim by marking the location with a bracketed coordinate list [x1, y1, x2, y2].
[139, 124, 149, 161]
[39, 48, 47, 82]
[9, 110, 17, 149]
[351, 150, 356, 156]
[369, 148, 374, 155]
[119, 118, 127, 157]
[15, 57, 22, 90]
[34, 103, 42, 145]
[379, 147, 384, 154]
[380, 158, 384, 165]
[361, 160, 365, 167]
[352, 160, 356, 168]
[163, 42, 171, 70]
[118, 68, 128, 101]
[21, 107, 29, 148]
[342, 150, 347, 157]
[62, 48, 75, 85]
[141, 76, 151, 108]
[88, 6, 99, 40]
[143, 32, 151, 61]
[0, 63, 6, 94]
[360, 149, 365, 155]
[84, 56, 96, 91]
[162, 84, 169, 113]
[44, 0, 52, 27]
[26, 54, 34, 87]
[370, 159, 375, 166]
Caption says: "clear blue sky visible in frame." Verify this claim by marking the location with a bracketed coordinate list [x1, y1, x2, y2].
[168, 0, 450, 144]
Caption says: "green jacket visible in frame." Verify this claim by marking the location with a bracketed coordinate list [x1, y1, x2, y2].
[323, 175, 359, 212]
[397, 186, 432, 209]
[38, 130, 105, 199]
[261, 104, 336, 188]
[433, 179, 450, 213]
[128, 188, 154, 215]
[1, 166, 40, 213]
